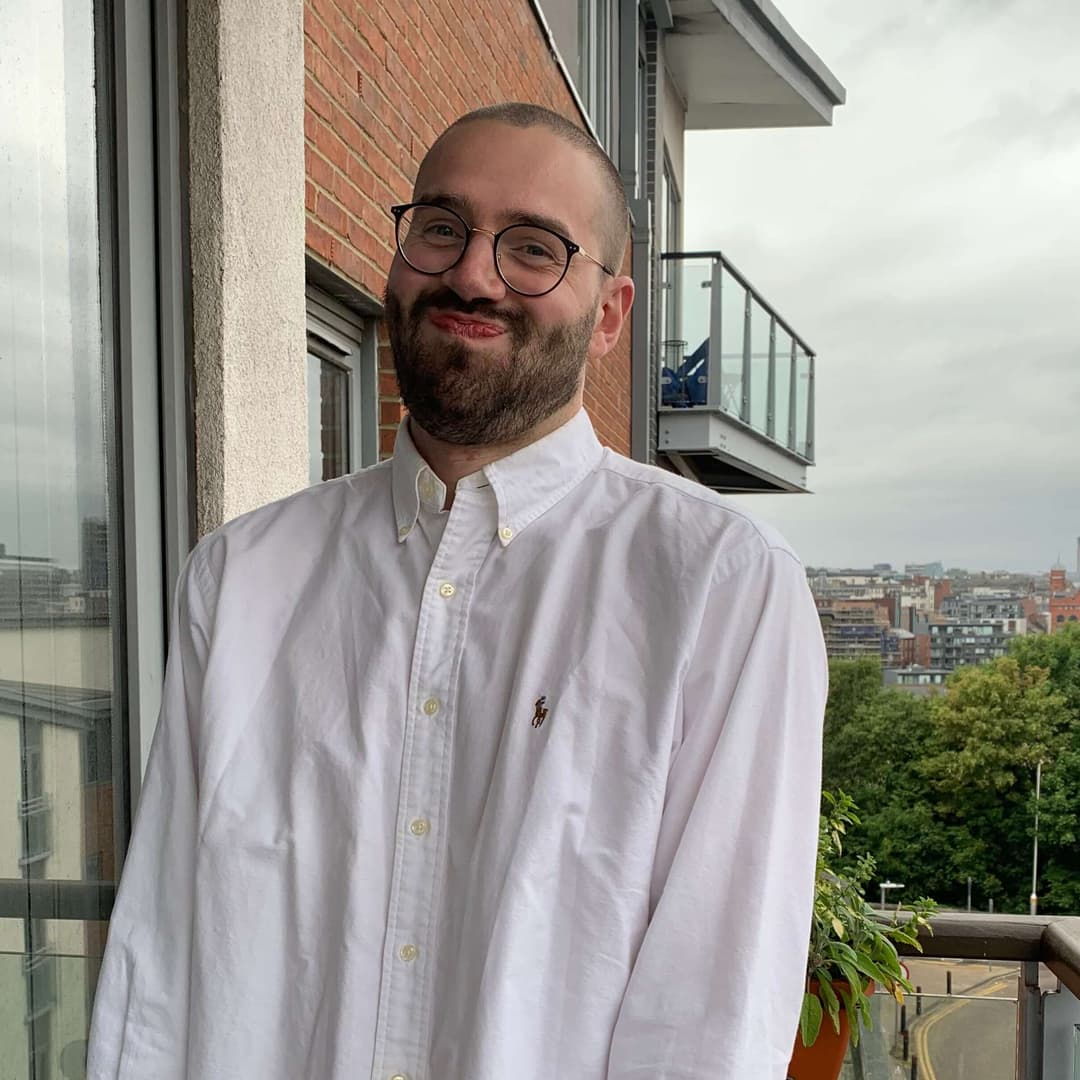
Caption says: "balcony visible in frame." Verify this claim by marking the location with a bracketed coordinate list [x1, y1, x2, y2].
[17, 794, 52, 869]
[657, 251, 815, 493]
[842, 913, 1080, 1079]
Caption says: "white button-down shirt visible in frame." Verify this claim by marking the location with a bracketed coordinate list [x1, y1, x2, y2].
[88, 409, 827, 1080]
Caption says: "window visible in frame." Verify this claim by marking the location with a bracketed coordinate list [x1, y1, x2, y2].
[1, 0, 167, 1072]
[541, 0, 618, 152]
[637, 51, 647, 199]
[306, 286, 377, 483]
[658, 154, 682, 346]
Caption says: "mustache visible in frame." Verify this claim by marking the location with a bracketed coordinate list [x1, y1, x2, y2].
[409, 287, 528, 327]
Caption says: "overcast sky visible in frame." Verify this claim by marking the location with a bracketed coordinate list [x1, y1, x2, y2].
[684, 0, 1080, 573]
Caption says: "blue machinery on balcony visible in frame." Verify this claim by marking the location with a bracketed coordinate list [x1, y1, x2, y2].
[657, 251, 816, 494]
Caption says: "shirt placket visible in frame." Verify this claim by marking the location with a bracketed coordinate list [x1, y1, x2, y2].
[371, 484, 495, 1080]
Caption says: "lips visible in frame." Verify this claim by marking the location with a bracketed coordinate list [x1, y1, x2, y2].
[428, 312, 506, 340]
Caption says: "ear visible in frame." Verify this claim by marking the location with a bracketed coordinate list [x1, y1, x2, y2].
[588, 275, 635, 360]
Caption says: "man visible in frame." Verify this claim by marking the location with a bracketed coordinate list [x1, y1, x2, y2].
[88, 103, 827, 1079]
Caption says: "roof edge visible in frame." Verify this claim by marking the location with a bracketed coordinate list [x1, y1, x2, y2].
[718, 0, 847, 106]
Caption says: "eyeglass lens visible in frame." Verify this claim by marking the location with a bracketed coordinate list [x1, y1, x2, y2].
[397, 204, 569, 295]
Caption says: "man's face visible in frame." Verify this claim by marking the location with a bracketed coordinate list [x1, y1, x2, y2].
[385, 121, 616, 446]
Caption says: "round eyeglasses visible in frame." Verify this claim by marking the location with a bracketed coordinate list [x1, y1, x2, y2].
[390, 202, 615, 297]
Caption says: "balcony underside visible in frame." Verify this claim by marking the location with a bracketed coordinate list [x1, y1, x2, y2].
[658, 407, 811, 493]
[666, 0, 846, 130]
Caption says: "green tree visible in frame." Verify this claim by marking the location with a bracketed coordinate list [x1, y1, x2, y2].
[822, 661, 951, 902]
[921, 658, 1068, 911]
[1010, 624, 1080, 716]
[1010, 626, 1080, 912]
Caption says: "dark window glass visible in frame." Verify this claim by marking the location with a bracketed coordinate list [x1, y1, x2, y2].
[319, 359, 350, 480]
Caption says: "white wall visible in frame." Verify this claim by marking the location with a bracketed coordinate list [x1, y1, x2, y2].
[188, 0, 308, 534]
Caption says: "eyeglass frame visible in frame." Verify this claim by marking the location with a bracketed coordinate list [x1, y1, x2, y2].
[389, 202, 616, 297]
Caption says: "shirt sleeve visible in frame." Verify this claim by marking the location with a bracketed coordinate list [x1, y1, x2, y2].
[86, 546, 213, 1079]
[607, 544, 827, 1080]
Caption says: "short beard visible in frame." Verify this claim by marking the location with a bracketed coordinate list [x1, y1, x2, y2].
[384, 285, 595, 446]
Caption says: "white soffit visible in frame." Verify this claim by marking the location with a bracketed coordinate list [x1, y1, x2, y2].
[665, 0, 846, 130]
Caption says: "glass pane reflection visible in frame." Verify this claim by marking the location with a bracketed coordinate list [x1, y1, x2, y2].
[1, 1, 123, 1076]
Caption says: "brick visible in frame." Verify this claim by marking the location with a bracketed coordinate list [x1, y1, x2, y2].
[306, 217, 334, 261]
[306, 73, 334, 122]
[380, 399, 406, 425]
[316, 191, 349, 237]
[306, 146, 335, 193]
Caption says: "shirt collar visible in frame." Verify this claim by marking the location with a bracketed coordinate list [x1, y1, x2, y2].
[391, 410, 604, 545]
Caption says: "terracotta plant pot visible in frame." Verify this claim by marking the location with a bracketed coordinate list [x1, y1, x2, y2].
[786, 980, 873, 1080]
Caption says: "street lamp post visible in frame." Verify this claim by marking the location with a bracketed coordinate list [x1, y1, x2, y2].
[879, 880, 905, 911]
[1030, 760, 1043, 917]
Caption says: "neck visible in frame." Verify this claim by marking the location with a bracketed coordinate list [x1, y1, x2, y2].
[409, 396, 583, 509]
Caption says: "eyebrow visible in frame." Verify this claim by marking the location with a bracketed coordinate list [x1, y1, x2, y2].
[418, 192, 575, 241]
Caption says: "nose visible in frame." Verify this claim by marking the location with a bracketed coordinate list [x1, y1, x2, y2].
[441, 229, 507, 304]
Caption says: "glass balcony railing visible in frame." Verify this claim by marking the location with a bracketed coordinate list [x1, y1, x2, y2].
[658, 252, 816, 462]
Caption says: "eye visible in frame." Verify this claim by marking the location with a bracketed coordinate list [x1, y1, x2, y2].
[504, 227, 561, 264]
[422, 219, 466, 241]
[402, 206, 467, 245]
[425, 221, 460, 236]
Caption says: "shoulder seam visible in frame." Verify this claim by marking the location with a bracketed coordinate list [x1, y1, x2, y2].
[595, 457, 792, 557]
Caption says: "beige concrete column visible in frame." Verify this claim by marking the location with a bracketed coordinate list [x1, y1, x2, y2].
[187, 0, 307, 535]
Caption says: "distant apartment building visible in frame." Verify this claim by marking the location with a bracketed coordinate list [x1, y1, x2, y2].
[1049, 567, 1080, 633]
[929, 618, 1026, 669]
[883, 666, 950, 696]
[905, 561, 945, 579]
[941, 593, 1026, 622]
[816, 599, 902, 665]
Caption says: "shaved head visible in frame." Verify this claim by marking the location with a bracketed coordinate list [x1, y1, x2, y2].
[418, 102, 630, 271]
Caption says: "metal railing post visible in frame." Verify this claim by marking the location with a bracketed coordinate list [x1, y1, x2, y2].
[1017, 960, 1044, 1080]
[741, 286, 752, 423]
[787, 340, 797, 451]
[706, 257, 724, 410]
[766, 317, 776, 439]
[805, 352, 816, 462]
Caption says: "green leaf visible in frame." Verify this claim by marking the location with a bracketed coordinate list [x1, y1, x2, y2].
[817, 976, 842, 1033]
[800, 991, 824, 1048]
[853, 957, 892, 986]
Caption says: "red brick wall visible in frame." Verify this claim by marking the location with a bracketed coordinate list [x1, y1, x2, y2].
[303, 0, 633, 459]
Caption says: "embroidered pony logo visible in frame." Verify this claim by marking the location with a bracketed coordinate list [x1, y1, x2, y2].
[532, 696, 549, 728]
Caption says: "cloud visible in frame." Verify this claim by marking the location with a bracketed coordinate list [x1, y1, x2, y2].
[685, 0, 1080, 570]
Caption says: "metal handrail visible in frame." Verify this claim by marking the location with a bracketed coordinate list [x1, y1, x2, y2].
[896, 912, 1080, 999]
[894, 913, 1080, 1080]
[659, 249, 817, 358]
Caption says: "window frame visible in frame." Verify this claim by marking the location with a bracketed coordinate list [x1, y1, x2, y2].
[306, 285, 378, 484]
[0, 0, 177, 934]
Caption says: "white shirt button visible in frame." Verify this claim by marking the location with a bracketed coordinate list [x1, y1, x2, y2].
[397, 524, 410, 538]
[438, 581, 456, 599]
[399, 943, 419, 963]
[422, 697, 440, 716]
[419, 475, 436, 501]
[499, 526, 514, 541]
[390, 1073, 409, 1080]
[409, 818, 430, 836]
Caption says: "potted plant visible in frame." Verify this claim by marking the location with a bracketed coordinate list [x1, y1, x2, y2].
[788, 792, 936, 1080]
